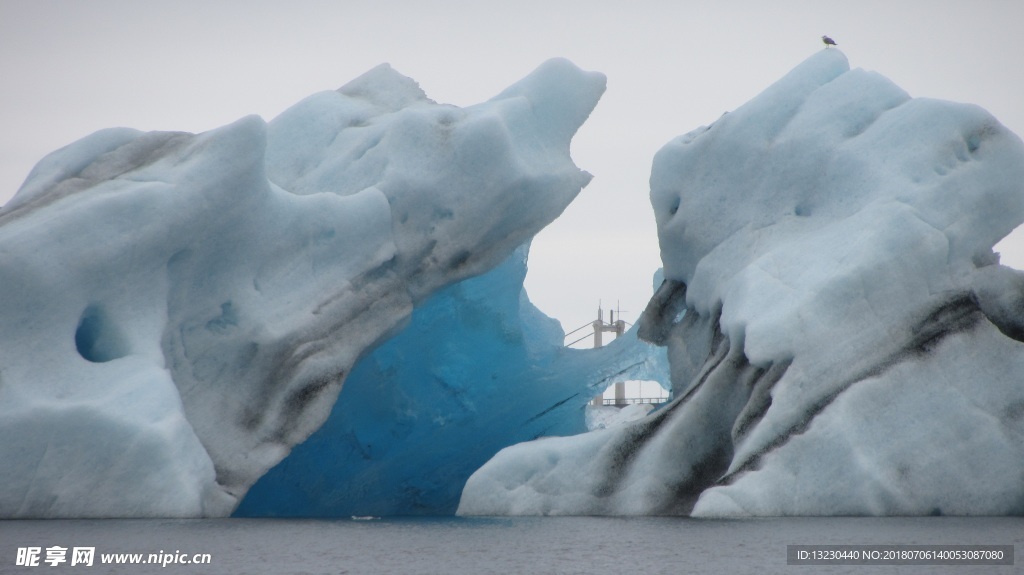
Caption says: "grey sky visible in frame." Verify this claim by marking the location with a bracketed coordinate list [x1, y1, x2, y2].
[2, 0, 1023, 338]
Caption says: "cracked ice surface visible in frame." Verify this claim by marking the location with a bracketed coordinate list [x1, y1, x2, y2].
[459, 50, 1024, 516]
[0, 59, 605, 517]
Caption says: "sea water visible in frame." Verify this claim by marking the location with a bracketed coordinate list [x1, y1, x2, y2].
[1, 516, 1020, 574]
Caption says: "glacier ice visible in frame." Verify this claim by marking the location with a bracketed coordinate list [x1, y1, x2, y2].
[234, 244, 668, 517]
[458, 49, 1024, 517]
[0, 58, 606, 517]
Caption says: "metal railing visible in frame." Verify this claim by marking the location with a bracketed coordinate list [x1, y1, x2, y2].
[602, 397, 669, 407]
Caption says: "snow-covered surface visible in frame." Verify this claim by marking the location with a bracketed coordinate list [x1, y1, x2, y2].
[458, 49, 1024, 516]
[235, 244, 668, 516]
[0, 59, 605, 517]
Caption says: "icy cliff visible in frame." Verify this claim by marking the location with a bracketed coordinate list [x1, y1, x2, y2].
[459, 49, 1024, 516]
[0, 59, 605, 517]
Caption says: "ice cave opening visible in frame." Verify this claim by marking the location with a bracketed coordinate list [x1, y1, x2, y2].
[585, 380, 671, 431]
[994, 224, 1024, 271]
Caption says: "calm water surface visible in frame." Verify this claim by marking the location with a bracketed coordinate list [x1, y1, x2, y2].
[1, 516, 1020, 574]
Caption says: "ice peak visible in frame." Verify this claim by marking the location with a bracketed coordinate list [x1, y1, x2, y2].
[800, 46, 849, 75]
[337, 63, 431, 111]
[490, 58, 606, 144]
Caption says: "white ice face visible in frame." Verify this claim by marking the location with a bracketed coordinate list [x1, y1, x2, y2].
[0, 58, 605, 518]
[459, 49, 1024, 517]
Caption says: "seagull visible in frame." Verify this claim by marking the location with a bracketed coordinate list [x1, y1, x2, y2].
[821, 35, 837, 48]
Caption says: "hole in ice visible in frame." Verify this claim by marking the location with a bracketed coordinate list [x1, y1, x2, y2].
[75, 304, 129, 363]
[994, 224, 1024, 271]
[965, 124, 996, 155]
[586, 380, 670, 430]
[450, 250, 471, 270]
[674, 307, 686, 324]
[668, 197, 680, 216]
[589, 380, 670, 408]
[205, 301, 239, 333]
[966, 136, 980, 153]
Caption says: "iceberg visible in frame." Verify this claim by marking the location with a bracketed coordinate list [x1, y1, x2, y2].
[0, 59, 605, 517]
[458, 49, 1024, 516]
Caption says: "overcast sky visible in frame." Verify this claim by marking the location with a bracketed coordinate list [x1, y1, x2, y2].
[2, 0, 1023, 341]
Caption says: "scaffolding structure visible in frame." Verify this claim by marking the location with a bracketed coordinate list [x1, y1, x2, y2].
[565, 302, 669, 407]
